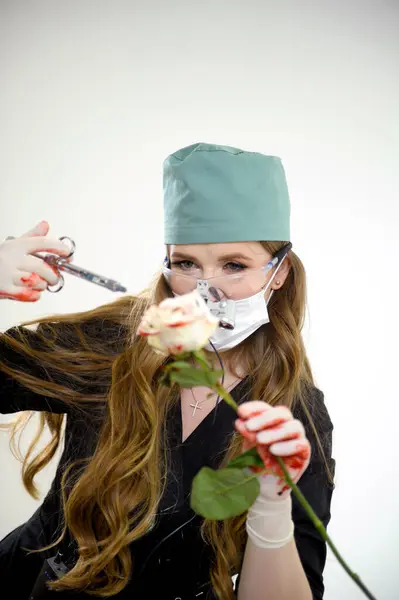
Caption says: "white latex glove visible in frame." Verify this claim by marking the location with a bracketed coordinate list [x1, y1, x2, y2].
[235, 401, 311, 549]
[0, 221, 70, 302]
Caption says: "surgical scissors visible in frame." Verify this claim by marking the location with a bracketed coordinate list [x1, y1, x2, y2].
[6, 235, 127, 293]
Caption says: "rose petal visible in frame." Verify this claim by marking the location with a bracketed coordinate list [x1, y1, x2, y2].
[137, 290, 219, 354]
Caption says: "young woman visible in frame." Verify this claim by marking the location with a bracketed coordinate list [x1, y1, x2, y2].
[0, 143, 335, 600]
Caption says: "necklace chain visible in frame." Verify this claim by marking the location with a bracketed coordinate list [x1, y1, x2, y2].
[189, 379, 241, 417]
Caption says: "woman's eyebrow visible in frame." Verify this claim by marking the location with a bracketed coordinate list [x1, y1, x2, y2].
[216, 253, 255, 263]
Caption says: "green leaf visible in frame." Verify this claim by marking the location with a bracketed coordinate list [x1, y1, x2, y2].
[192, 350, 212, 370]
[192, 349, 208, 362]
[164, 360, 194, 371]
[203, 369, 224, 386]
[190, 466, 260, 519]
[169, 367, 222, 389]
[173, 352, 192, 361]
[226, 447, 264, 470]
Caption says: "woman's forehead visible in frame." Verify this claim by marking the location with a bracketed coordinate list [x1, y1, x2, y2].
[167, 241, 271, 260]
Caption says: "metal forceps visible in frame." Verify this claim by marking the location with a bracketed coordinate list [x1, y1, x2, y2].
[7, 235, 127, 293]
[43, 236, 127, 293]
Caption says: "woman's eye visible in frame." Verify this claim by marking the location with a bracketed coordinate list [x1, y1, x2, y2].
[171, 260, 196, 270]
[224, 262, 247, 272]
[170, 260, 247, 273]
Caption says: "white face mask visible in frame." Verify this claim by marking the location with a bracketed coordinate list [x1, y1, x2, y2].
[204, 286, 269, 352]
[169, 255, 287, 353]
[203, 259, 284, 352]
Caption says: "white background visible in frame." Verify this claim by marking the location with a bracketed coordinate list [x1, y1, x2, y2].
[1, 1, 398, 598]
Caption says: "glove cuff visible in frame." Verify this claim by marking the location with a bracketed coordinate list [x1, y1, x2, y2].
[246, 494, 294, 549]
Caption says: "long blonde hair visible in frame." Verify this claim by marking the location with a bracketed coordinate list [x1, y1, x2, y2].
[0, 242, 333, 599]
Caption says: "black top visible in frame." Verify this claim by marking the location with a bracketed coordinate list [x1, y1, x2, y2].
[0, 323, 335, 599]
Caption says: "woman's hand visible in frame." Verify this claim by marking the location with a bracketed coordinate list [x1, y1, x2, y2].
[235, 401, 311, 549]
[0, 221, 70, 302]
[235, 400, 311, 500]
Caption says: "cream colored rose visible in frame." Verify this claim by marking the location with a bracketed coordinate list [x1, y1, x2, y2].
[137, 290, 219, 355]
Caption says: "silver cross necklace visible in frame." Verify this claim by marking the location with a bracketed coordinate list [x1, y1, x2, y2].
[189, 379, 242, 417]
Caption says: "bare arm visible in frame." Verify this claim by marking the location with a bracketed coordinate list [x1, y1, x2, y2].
[238, 536, 312, 600]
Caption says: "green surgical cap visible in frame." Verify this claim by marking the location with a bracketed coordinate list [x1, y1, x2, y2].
[163, 142, 290, 244]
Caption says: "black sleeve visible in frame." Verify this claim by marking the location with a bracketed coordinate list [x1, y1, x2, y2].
[291, 387, 335, 600]
[0, 319, 123, 415]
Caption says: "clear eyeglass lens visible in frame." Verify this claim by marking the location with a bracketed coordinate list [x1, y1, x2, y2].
[163, 267, 269, 300]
